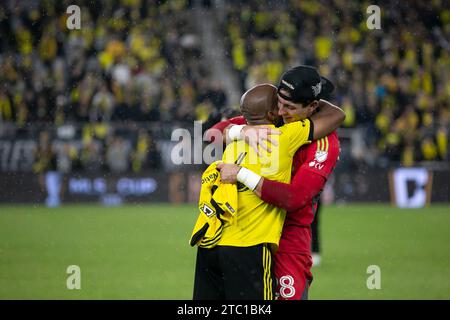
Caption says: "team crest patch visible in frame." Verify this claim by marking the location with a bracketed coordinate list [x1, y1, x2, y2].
[200, 203, 215, 217]
[315, 150, 328, 163]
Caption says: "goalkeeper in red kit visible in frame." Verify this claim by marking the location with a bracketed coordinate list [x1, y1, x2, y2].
[207, 65, 341, 300]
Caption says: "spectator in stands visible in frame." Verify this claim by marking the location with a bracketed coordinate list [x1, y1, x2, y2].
[91, 83, 115, 122]
[33, 131, 61, 207]
[0, 88, 13, 123]
[224, 0, 449, 167]
[106, 136, 131, 174]
[80, 139, 103, 173]
[0, 0, 448, 171]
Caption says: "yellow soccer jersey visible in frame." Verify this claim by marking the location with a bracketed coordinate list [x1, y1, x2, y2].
[190, 161, 238, 248]
[218, 119, 313, 249]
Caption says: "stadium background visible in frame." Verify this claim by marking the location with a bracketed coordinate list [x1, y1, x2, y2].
[0, 0, 449, 299]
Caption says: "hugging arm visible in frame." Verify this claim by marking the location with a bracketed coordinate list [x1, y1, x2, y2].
[258, 168, 325, 212]
[310, 99, 345, 140]
[205, 116, 246, 143]
[218, 163, 326, 213]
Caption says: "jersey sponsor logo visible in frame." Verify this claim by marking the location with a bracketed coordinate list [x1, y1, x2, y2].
[201, 172, 218, 184]
[309, 161, 324, 170]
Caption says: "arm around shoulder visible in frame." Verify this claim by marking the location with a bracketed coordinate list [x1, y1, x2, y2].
[310, 99, 345, 140]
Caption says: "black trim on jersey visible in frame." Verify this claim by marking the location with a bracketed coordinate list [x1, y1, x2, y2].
[200, 224, 223, 247]
[307, 118, 314, 141]
[210, 198, 225, 216]
[190, 223, 210, 246]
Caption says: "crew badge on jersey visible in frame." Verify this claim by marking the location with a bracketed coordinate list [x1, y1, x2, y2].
[308, 137, 329, 171]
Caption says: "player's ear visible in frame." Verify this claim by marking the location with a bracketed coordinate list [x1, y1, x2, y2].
[309, 100, 320, 112]
[267, 110, 276, 122]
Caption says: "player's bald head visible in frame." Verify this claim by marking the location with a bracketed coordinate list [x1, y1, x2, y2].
[240, 84, 278, 125]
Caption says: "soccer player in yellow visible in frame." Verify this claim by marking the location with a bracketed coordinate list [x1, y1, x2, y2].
[218, 94, 312, 251]
[193, 83, 343, 300]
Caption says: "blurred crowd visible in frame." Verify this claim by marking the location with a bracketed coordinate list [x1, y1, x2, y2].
[0, 0, 449, 173]
[224, 0, 450, 167]
[32, 128, 161, 176]
[0, 0, 227, 127]
[0, 0, 228, 173]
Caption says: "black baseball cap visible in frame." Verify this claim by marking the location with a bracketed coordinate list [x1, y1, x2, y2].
[277, 65, 335, 104]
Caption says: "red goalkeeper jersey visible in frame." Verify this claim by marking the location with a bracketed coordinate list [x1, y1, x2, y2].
[208, 116, 340, 254]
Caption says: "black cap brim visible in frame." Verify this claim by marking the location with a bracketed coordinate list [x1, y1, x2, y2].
[318, 76, 334, 99]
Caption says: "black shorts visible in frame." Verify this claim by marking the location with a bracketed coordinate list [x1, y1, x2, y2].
[193, 244, 275, 300]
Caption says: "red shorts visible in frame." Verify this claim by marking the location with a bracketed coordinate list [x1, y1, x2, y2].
[274, 251, 313, 300]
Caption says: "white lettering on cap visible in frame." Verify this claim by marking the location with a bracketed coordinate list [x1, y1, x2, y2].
[311, 82, 322, 97]
[282, 79, 295, 90]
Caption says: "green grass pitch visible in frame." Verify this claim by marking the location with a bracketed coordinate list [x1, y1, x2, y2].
[0, 204, 449, 299]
